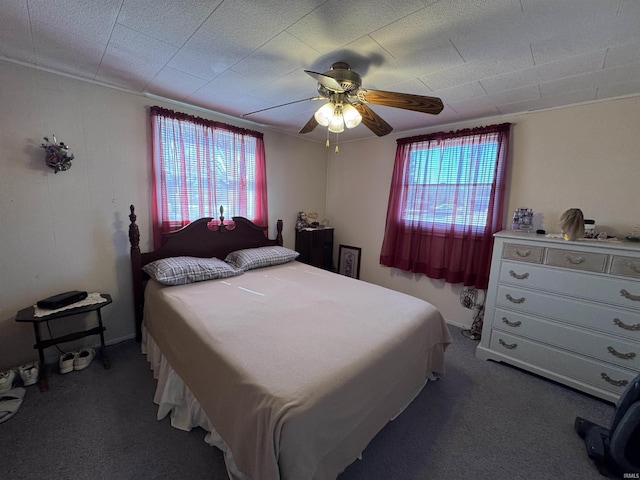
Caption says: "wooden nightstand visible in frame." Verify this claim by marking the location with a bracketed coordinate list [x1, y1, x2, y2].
[295, 227, 334, 271]
[15, 294, 112, 392]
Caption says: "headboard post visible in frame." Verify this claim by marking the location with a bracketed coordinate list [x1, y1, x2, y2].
[128, 205, 144, 342]
[276, 219, 283, 246]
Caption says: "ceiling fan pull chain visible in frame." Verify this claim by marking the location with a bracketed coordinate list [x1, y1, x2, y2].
[334, 133, 339, 153]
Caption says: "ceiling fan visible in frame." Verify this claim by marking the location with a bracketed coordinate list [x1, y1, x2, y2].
[243, 62, 444, 137]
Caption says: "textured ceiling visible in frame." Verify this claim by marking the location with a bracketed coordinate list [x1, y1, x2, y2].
[2, 0, 639, 143]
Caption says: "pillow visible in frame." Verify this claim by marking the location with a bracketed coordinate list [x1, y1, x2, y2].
[142, 256, 242, 286]
[224, 246, 299, 271]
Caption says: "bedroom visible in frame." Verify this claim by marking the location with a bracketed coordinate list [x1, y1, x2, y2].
[1, 0, 639, 478]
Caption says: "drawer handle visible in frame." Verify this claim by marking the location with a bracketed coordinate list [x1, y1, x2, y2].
[513, 248, 531, 258]
[508, 270, 529, 280]
[620, 289, 640, 302]
[627, 262, 640, 274]
[502, 317, 522, 327]
[505, 293, 525, 304]
[564, 254, 585, 265]
[607, 346, 637, 360]
[601, 373, 629, 388]
[499, 338, 518, 350]
[613, 318, 640, 331]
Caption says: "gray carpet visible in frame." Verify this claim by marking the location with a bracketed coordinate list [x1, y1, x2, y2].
[0, 326, 614, 480]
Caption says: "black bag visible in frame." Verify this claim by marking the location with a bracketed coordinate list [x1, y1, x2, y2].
[575, 372, 640, 478]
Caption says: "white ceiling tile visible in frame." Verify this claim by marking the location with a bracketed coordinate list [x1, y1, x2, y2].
[286, 0, 426, 52]
[498, 87, 598, 114]
[419, 45, 534, 91]
[480, 50, 607, 95]
[596, 79, 640, 100]
[32, 20, 105, 78]
[369, 6, 465, 75]
[0, 0, 35, 63]
[146, 67, 209, 101]
[117, 0, 223, 48]
[434, 82, 487, 103]
[443, 0, 533, 62]
[604, 41, 640, 69]
[540, 62, 640, 98]
[231, 32, 320, 82]
[95, 24, 178, 91]
[370, 78, 437, 97]
[490, 84, 540, 105]
[27, 0, 121, 46]
[186, 70, 264, 115]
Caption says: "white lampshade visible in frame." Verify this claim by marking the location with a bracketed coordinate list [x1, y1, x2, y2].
[314, 103, 335, 126]
[342, 103, 362, 129]
[328, 111, 344, 133]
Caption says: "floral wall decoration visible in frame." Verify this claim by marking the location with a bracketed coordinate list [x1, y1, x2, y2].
[41, 135, 74, 173]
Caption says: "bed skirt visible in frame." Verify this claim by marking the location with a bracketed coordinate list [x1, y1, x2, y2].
[142, 326, 438, 479]
[142, 326, 249, 480]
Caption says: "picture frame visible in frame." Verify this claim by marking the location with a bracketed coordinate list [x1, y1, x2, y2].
[338, 245, 361, 279]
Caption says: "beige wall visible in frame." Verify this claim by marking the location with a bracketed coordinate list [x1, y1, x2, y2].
[0, 60, 326, 369]
[326, 95, 640, 327]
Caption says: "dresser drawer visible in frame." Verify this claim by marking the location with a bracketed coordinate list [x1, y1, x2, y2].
[544, 248, 606, 273]
[610, 255, 640, 279]
[501, 243, 544, 263]
[495, 284, 640, 339]
[493, 308, 640, 371]
[497, 262, 640, 310]
[488, 331, 637, 396]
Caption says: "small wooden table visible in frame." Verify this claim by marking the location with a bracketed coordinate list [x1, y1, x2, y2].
[15, 294, 112, 392]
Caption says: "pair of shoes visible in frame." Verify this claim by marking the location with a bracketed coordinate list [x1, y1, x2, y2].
[59, 348, 96, 374]
[18, 362, 39, 387]
[0, 370, 17, 394]
[0, 388, 25, 424]
[74, 348, 96, 371]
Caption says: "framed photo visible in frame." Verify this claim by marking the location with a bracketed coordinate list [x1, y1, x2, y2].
[338, 245, 361, 279]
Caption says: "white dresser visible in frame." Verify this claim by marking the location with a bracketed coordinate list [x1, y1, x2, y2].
[476, 231, 640, 403]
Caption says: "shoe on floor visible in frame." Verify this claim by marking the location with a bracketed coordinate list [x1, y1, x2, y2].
[0, 387, 25, 424]
[59, 352, 77, 374]
[74, 348, 95, 371]
[0, 370, 17, 394]
[18, 362, 39, 387]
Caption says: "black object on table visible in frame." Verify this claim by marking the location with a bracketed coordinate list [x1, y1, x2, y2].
[15, 294, 112, 392]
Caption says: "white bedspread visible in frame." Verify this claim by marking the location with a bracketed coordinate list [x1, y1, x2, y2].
[143, 261, 452, 480]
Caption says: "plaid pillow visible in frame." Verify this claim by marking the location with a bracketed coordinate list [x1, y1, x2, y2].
[143, 256, 242, 286]
[225, 246, 299, 271]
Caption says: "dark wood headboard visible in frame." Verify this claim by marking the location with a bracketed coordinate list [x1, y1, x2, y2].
[128, 205, 283, 341]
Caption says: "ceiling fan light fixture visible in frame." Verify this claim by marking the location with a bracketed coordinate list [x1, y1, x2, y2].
[328, 113, 344, 133]
[342, 103, 362, 129]
[314, 102, 335, 126]
[328, 104, 344, 133]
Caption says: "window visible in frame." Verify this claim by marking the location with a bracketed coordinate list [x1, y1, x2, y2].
[150, 106, 268, 248]
[380, 124, 511, 289]
[403, 140, 499, 230]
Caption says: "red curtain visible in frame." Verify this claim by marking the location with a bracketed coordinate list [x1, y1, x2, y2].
[379, 123, 511, 289]
[150, 106, 268, 248]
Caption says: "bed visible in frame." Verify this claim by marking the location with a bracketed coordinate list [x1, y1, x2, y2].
[128, 205, 452, 480]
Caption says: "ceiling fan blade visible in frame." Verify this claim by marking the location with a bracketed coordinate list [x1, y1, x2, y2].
[298, 115, 318, 134]
[242, 97, 321, 117]
[357, 89, 444, 115]
[304, 70, 345, 93]
[353, 103, 393, 137]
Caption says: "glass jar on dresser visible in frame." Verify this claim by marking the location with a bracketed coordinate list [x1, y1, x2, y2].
[476, 231, 640, 403]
